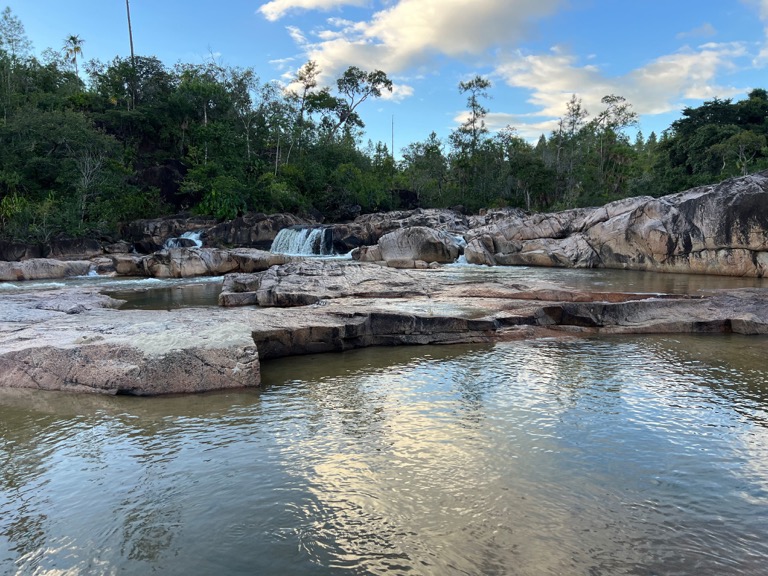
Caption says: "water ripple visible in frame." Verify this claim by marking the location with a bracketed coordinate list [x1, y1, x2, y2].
[1, 335, 768, 574]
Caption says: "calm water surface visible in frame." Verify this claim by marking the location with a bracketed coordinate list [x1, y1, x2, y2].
[1, 335, 768, 575]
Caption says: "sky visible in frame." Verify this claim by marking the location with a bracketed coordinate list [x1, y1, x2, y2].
[5, 0, 768, 154]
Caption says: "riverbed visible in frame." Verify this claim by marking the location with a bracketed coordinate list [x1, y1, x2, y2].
[2, 331, 767, 575]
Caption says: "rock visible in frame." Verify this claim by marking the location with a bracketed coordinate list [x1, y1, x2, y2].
[0, 241, 43, 262]
[0, 290, 260, 395]
[229, 248, 293, 272]
[121, 215, 219, 253]
[251, 311, 499, 360]
[104, 241, 132, 254]
[378, 226, 460, 265]
[0, 258, 91, 281]
[111, 254, 144, 276]
[329, 208, 469, 252]
[46, 238, 104, 260]
[465, 172, 768, 276]
[5, 261, 768, 396]
[140, 248, 240, 278]
[206, 212, 312, 250]
[134, 248, 292, 279]
[351, 244, 383, 262]
[220, 260, 435, 307]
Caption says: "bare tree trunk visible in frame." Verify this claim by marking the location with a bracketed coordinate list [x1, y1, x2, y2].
[126, 0, 136, 109]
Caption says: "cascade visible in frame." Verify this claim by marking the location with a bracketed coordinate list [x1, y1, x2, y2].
[164, 231, 204, 249]
[270, 226, 335, 256]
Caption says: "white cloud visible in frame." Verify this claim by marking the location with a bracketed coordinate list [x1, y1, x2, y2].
[266, 0, 762, 140]
[381, 83, 414, 102]
[676, 23, 716, 39]
[259, 0, 368, 22]
[494, 42, 748, 136]
[283, 0, 564, 84]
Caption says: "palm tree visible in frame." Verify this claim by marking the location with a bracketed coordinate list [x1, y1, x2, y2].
[63, 34, 84, 78]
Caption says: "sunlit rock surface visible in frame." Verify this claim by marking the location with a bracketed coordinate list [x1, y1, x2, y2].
[3, 259, 768, 395]
[466, 172, 768, 276]
[0, 290, 259, 396]
[0, 258, 92, 281]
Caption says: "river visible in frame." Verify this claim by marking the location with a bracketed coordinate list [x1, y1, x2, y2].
[1, 269, 768, 575]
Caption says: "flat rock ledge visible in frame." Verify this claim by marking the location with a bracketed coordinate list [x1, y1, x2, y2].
[2, 261, 766, 396]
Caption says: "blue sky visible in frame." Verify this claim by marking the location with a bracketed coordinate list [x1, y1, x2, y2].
[5, 0, 768, 153]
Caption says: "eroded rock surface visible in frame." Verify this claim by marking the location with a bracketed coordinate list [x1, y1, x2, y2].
[330, 208, 469, 252]
[4, 251, 768, 396]
[0, 258, 92, 281]
[0, 290, 260, 395]
[466, 172, 768, 276]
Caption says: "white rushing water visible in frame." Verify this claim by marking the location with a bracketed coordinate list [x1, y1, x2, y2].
[271, 226, 335, 256]
[164, 230, 204, 249]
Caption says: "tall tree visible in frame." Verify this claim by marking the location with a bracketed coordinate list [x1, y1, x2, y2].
[125, 0, 136, 108]
[449, 75, 492, 203]
[317, 66, 393, 141]
[453, 75, 491, 157]
[0, 7, 32, 124]
[63, 34, 84, 79]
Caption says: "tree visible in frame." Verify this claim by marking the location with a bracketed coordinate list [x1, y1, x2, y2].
[285, 60, 320, 164]
[0, 7, 32, 124]
[453, 75, 492, 157]
[0, 7, 32, 59]
[125, 0, 136, 107]
[316, 66, 393, 141]
[449, 75, 492, 204]
[401, 131, 449, 205]
[63, 34, 84, 79]
[551, 94, 589, 204]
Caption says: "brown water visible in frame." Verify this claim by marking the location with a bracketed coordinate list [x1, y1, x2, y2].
[2, 335, 768, 575]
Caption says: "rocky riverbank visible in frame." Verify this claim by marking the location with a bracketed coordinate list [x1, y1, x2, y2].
[5, 171, 768, 279]
[2, 260, 768, 395]
[3, 172, 768, 394]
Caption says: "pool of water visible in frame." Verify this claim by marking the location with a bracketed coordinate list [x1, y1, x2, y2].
[2, 335, 767, 575]
[440, 264, 768, 294]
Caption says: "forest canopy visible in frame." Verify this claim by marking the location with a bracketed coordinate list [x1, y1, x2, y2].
[1, 6, 767, 242]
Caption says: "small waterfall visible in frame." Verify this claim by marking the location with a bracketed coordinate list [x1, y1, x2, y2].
[270, 226, 335, 256]
[165, 231, 204, 249]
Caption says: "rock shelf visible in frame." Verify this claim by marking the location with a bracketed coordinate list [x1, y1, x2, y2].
[2, 260, 767, 395]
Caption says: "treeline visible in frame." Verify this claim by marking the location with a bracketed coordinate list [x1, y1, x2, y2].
[1, 7, 768, 243]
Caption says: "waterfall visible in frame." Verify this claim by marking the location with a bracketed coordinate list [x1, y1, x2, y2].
[270, 226, 335, 256]
[165, 231, 204, 249]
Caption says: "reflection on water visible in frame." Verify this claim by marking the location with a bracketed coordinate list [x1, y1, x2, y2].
[104, 280, 222, 310]
[2, 336, 768, 575]
[440, 264, 768, 294]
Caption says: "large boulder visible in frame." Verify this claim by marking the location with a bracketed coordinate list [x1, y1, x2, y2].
[139, 248, 239, 278]
[465, 172, 768, 277]
[378, 226, 461, 264]
[0, 241, 44, 262]
[330, 208, 469, 252]
[219, 260, 435, 307]
[137, 248, 293, 278]
[0, 258, 91, 281]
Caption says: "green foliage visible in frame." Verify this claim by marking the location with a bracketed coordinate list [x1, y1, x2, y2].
[2, 6, 768, 244]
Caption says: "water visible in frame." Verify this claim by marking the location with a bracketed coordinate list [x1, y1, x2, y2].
[164, 231, 204, 249]
[439, 264, 768, 294]
[271, 227, 336, 256]
[103, 278, 222, 310]
[2, 335, 767, 575]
